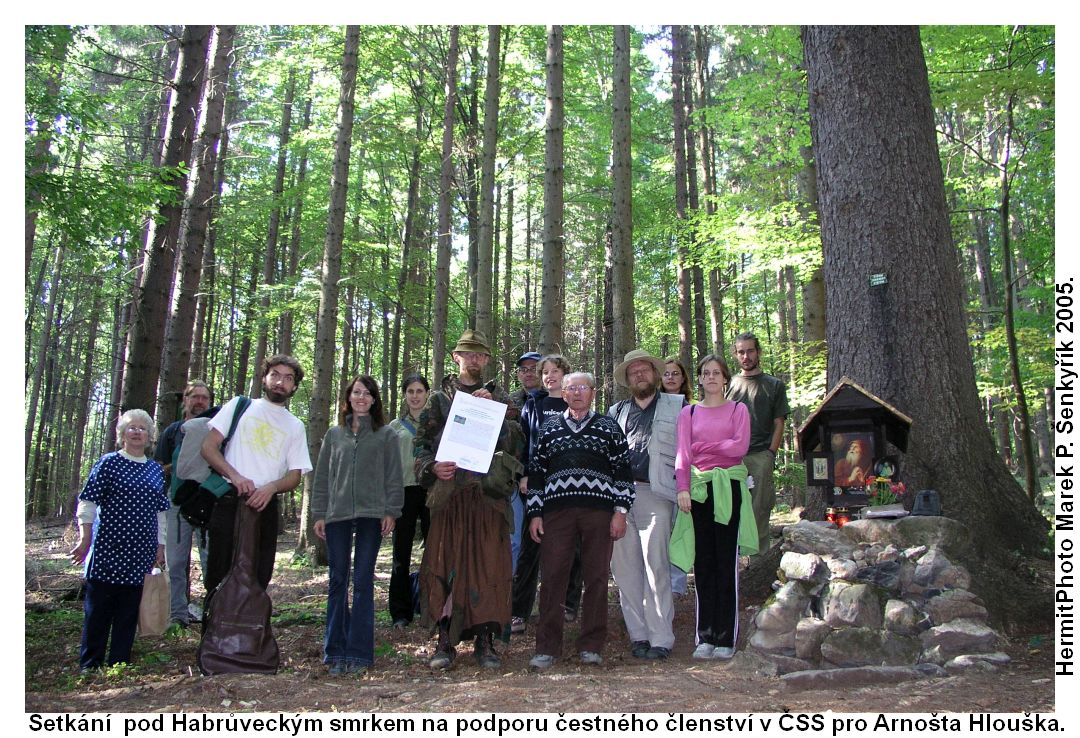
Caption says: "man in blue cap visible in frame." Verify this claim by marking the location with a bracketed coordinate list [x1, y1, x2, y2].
[508, 351, 542, 580]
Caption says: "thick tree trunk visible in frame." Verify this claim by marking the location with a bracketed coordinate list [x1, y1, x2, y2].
[299, 25, 360, 559]
[432, 26, 460, 383]
[158, 25, 235, 430]
[611, 25, 635, 401]
[121, 25, 211, 416]
[802, 26, 1047, 561]
[539, 25, 565, 354]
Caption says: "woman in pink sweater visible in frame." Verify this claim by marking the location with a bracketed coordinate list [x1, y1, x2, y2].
[674, 355, 751, 660]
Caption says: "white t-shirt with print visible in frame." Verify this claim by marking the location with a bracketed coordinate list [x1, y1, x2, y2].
[209, 397, 313, 488]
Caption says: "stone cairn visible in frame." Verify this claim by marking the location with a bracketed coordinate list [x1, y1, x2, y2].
[745, 517, 1010, 689]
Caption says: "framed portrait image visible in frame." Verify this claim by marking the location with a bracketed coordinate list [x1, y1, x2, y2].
[873, 456, 900, 481]
[806, 451, 833, 486]
[831, 431, 875, 488]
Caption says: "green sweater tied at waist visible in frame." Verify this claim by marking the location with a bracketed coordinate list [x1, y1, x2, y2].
[669, 463, 757, 572]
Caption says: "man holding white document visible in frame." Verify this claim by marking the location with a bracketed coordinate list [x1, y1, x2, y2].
[415, 330, 523, 670]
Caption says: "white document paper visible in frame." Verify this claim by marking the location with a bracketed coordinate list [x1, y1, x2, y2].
[434, 390, 508, 473]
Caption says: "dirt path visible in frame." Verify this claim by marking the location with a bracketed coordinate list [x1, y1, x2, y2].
[25, 522, 1056, 714]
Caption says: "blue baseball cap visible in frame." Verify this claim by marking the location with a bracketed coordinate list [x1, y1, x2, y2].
[516, 351, 542, 366]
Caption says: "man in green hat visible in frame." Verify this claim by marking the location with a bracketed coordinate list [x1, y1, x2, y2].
[415, 329, 523, 670]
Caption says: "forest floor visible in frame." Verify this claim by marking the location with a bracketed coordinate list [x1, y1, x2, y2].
[24, 517, 1057, 715]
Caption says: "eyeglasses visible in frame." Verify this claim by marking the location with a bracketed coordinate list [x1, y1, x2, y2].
[517, 366, 536, 374]
[662, 371, 682, 379]
[564, 385, 593, 393]
[125, 426, 148, 434]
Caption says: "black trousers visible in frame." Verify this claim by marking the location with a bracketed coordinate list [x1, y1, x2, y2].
[692, 480, 742, 648]
[80, 578, 143, 669]
[204, 492, 279, 612]
[511, 512, 583, 620]
[388, 485, 430, 622]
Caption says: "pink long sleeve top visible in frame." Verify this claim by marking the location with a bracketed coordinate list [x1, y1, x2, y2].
[674, 401, 751, 492]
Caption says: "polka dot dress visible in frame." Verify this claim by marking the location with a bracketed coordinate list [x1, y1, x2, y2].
[80, 452, 170, 586]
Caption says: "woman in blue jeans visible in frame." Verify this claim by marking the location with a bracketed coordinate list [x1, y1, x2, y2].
[312, 375, 404, 675]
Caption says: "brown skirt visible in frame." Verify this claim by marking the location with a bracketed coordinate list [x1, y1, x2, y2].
[419, 478, 512, 645]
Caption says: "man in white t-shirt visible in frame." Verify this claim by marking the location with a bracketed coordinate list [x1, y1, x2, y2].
[201, 355, 313, 603]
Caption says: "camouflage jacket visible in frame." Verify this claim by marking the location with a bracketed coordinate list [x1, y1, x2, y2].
[413, 375, 523, 490]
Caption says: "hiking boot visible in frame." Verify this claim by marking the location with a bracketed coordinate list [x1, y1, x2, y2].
[474, 634, 500, 668]
[631, 640, 651, 658]
[510, 616, 526, 634]
[328, 662, 346, 676]
[429, 647, 455, 669]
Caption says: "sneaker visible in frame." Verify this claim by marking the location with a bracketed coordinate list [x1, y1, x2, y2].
[712, 646, 736, 660]
[429, 648, 455, 669]
[630, 640, 651, 658]
[392, 619, 409, 630]
[510, 616, 526, 634]
[529, 654, 556, 669]
[328, 662, 345, 676]
[692, 643, 715, 660]
[187, 602, 204, 623]
[579, 650, 602, 665]
[645, 646, 671, 660]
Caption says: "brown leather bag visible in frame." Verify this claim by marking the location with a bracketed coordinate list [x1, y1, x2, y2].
[196, 502, 279, 675]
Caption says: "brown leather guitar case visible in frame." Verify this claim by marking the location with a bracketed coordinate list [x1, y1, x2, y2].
[196, 502, 279, 674]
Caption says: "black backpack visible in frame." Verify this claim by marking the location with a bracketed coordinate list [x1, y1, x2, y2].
[170, 397, 251, 527]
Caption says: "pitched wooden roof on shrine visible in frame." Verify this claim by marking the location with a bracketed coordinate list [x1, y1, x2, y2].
[796, 376, 913, 459]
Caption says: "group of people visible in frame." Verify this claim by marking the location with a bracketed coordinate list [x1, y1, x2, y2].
[68, 330, 789, 678]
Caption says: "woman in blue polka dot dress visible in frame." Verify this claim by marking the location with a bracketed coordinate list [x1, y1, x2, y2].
[70, 409, 170, 672]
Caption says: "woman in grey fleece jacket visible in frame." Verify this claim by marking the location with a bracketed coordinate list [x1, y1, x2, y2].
[313, 375, 404, 674]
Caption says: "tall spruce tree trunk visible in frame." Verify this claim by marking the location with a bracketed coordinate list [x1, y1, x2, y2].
[540, 25, 565, 355]
[158, 25, 235, 430]
[298, 25, 360, 560]
[474, 25, 501, 353]
[611, 25, 635, 400]
[250, 71, 296, 396]
[432, 25, 460, 383]
[26, 27, 72, 272]
[121, 25, 211, 416]
[802, 26, 1047, 573]
[670, 25, 693, 373]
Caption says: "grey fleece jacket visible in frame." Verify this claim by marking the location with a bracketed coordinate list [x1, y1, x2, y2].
[312, 415, 404, 524]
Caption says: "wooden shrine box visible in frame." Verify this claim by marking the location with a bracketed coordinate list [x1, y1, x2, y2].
[797, 376, 913, 509]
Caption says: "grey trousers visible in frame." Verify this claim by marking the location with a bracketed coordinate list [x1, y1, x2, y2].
[610, 483, 676, 650]
[742, 449, 776, 556]
[165, 504, 208, 623]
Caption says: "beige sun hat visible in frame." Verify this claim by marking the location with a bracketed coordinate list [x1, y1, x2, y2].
[613, 348, 666, 388]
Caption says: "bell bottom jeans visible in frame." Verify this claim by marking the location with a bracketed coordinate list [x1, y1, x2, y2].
[324, 517, 381, 667]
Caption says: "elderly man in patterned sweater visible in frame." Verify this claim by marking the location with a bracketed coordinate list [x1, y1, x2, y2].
[525, 371, 634, 669]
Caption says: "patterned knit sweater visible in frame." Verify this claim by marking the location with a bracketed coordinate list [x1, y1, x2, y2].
[525, 411, 635, 518]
